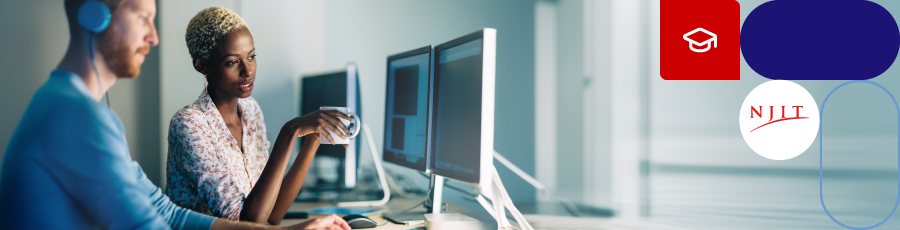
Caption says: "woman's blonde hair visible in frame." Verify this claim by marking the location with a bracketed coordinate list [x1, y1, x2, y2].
[185, 7, 248, 61]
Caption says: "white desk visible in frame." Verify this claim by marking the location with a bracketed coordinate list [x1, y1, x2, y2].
[277, 198, 686, 230]
[279, 198, 425, 230]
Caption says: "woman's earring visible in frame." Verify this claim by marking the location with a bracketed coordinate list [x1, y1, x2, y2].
[204, 75, 209, 93]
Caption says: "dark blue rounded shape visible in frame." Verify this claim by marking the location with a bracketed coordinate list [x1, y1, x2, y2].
[742, 0, 900, 80]
[78, 0, 111, 33]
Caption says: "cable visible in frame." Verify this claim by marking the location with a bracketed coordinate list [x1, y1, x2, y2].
[418, 168, 583, 217]
[384, 171, 424, 199]
[396, 199, 427, 214]
[555, 196, 582, 217]
[356, 154, 426, 198]
[88, 33, 110, 107]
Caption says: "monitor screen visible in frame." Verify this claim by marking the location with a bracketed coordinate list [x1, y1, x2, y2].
[430, 38, 484, 184]
[301, 72, 349, 158]
[383, 47, 431, 172]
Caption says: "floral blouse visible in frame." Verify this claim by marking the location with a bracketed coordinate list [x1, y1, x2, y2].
[166, 91, 271, 220]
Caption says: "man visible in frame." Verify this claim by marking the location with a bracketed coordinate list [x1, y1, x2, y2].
[0, 0, 350, 229]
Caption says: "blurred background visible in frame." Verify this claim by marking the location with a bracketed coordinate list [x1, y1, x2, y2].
[1, 0, 899, 229]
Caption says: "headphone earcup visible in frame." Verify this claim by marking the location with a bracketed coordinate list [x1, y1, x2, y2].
[77, 0, 111, 33]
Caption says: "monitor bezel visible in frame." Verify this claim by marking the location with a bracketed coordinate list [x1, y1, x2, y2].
[383, 45, 433, 173]
[429, 28, 496, 191]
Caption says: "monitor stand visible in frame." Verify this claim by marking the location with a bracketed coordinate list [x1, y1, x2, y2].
[383, 174, 443, 225]
[335, 122, 442, 225]
[426, 165, 534, 230]
[336, 123, 391, 207]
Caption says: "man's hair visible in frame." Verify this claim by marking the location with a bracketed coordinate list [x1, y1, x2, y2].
[185, 7, 249, 61]
[64, 0, 122, 32]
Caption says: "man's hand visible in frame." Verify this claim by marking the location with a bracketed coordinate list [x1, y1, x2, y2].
[287, 214, 351, 230]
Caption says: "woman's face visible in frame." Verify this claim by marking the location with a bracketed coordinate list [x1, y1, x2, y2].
[205, 28, 256, 98]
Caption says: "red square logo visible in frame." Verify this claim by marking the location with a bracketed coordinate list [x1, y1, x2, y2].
[661, 0, 740, 80]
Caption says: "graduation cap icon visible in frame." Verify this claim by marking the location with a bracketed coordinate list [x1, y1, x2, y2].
[683, 28, 717, 53]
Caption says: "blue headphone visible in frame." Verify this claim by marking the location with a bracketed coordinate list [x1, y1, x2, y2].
[78, 0, 110, 33]
[77, 0, 111, 107]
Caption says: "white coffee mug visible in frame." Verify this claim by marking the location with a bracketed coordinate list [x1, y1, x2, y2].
[318, 106, 361, 144]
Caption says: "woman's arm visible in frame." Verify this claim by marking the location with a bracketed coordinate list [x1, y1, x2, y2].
[237, 124, 297, 223]
[267, 135, 320, 224]
[239, 111, 350, 223]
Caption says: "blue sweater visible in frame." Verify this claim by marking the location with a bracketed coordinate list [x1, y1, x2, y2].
[0, 70, 216, 229]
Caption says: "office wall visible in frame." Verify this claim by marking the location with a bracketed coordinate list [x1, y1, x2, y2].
[553, 0, 588, 205]
[581, 0, 615, 210]
[545, 0, 649, 217]
[606, 0, 647, 219]
[239, 0, 328, 172]
[0, 1, 67, 172]
[0, 0, 163, 185]
[534, 0, 558, 203]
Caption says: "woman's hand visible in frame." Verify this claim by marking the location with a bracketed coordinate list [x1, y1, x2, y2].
[286, 214, 351, 230]
[285, 110, 352, 146]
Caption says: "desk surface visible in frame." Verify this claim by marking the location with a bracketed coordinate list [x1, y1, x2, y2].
[279, 198, 426, 230]
[278, 198, 687, 230]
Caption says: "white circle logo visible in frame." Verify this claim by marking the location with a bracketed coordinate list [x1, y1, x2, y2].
[739, 80, 819, 160]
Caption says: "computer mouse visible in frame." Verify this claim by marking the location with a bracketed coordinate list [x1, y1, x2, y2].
[343, 214, 377, 229]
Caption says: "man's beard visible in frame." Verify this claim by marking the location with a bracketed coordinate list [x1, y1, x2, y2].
[98, 26, 149, 79]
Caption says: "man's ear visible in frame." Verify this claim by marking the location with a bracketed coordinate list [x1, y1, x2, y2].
[192, 57, 206, 75]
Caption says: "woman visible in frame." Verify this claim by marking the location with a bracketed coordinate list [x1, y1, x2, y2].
[166, 7, 349, 225]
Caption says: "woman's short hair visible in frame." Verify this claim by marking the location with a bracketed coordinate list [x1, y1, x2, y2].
[185, 7, 248, 61]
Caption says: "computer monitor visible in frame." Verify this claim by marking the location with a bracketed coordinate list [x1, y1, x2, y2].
[383, 46, 432, 172]
[429, 28, 496, 193]
[300, 65, 362, 189]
